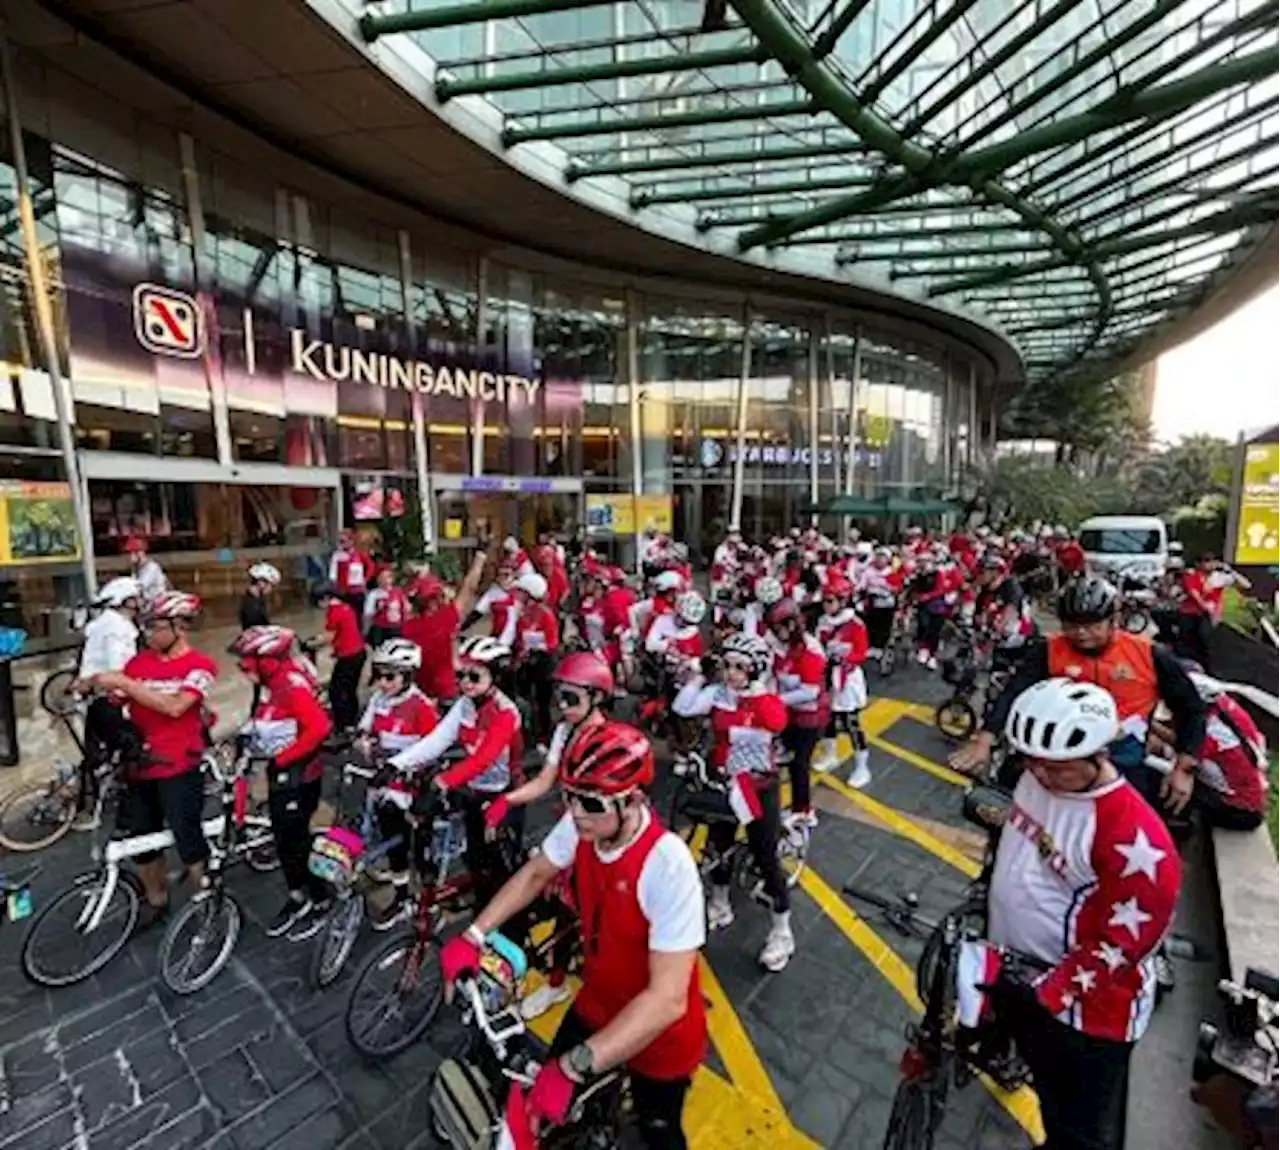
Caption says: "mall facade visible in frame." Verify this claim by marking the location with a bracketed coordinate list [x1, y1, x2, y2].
[1, 27, 1000, 632]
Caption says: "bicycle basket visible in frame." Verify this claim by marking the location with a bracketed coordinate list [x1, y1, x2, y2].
[308, 827, 366, 887]
[429, 1058, 497, 1150]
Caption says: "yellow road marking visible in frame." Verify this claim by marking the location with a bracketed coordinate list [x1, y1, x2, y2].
[860, 696, 970, 787]
[869, 733, 970, 787]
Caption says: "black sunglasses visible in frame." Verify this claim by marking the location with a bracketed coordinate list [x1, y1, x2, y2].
[373, 669, 401, 681]
[565, 789, 612, 816]
[555, 686, 585, 708]
[457, 668, 487, 685]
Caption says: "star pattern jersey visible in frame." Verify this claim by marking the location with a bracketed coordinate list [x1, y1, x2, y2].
[988, 770, 1181, 1043]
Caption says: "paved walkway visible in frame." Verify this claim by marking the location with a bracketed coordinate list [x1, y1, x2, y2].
[0, 659, 1230, 1149]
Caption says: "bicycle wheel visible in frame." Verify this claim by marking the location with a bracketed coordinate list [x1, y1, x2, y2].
[309, 893, 365, 989]
[344, 928, 443, 1059]
[882, 1075, 936, 1150]
[1122, 610, 1149, 635]
[933, 699, 976, 743]
[0, 781, 78, 852]
[21, 871, 141, 987]
[40, 668, 79, 718]
[159, 889, 242, 995]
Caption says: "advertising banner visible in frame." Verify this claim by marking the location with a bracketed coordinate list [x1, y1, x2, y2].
[0, 482, 82, 566]
[586, 494, 673, 536]
[1233, 440, 1279, 566]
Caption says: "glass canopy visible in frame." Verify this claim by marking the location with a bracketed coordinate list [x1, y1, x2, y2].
[360, 0, 1279, 391]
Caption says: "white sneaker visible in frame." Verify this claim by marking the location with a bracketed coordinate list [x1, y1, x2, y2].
[811, 740, 839, 774]
[786, 809, 819, 831]
[916, 650, 930, 666]
[926, 656, 939, 671]
[846, 756, 872, 790]
[707, 886, 735, 931]
[520, 981, 572, 1020]
[759, 918, 796, 972]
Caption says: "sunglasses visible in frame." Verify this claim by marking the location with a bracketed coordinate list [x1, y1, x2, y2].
[555, 686, 585, 708]
[564, 789, 612, 816]
[723, 657, 754, 673]
[456, 668, 487, 685]
[373, 669, 401, 681]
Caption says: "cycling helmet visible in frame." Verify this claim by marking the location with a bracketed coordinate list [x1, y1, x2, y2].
[553, 651, 615, 695]
[96, 576, 141, 609]
[503, 536, 521, 554]
[559, 719, 654, 796]
[1167, 557, 1187, 572]
[1005, 678, 1118, 761]
[652, 570, 683, 594]
[855, 541, 873, 558]
[457, 635, 510, 666]
[372, 637, 423, 672]
[978, 553, 1004, 572]
[767, 598, 803, 627]
[1058, 576, 1119, 624]
[248, 562, 281, 586]
[410, 573, 445, 603]
[145, 591, 201, 621]
[515, 571, 548, 601]
[122, 535, 148, 555]
[311, 581, 340, 603]
[721, 632, 771, 679]
[676, 590, 707, 625]
[824, 571, 852, 599]
[231, 625, 296, 659]
[754, 575, 783, 605]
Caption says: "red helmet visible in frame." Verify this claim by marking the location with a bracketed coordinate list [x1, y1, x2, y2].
[532, 543, 556, 569]
[552, 652, 615, 695]
[145, 591, 202, 621]
[767, 598, 803, 627]
[230, 625, 296, 658]
[824, 572, 852, 599]
[410, 574, 445, 603]
[122, 535, 148, 555]
[558, 720, 654, 796]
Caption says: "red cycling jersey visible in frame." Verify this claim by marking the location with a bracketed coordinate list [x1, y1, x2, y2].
[367, 586, 410, 629]
[330, 549, 373, 595]
[122, 647, 218, 781]
[515, 602, 560, 660]
[1197, 695, 1267, 814]
[249, 665, 331, 783]
[325, 600, 365, 658]
[390, 691, 522, 793]
[402, 602, 461, 701]
[359, 686, 440, 754]
[774, 635, 829, 729]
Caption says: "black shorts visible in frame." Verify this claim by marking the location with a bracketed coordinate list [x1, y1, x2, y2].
[117, 770, 209, 866]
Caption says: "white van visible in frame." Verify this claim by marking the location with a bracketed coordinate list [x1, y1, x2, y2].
[1077, 515, 1168, 579]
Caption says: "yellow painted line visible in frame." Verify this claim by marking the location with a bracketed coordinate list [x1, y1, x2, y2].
[795, 849, 1045, 1143]
[868, 733, 970, 788]
[859, 696, 971, 787]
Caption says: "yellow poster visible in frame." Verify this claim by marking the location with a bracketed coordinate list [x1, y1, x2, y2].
[1234, 441, 1279, 565]
[444, 518, 463, 540]
[586, 494, 674, 536]
[0, 481, 81, 566]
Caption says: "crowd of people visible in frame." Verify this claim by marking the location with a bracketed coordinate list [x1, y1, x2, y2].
[63, 518, 1270, 1150]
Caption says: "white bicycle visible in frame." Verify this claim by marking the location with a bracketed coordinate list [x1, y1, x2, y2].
[20, 743, 278, 990]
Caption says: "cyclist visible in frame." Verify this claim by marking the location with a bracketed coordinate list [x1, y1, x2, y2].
[985, 678, 1180, 1150]
[952, 577, 1205, 812]
[972, 553, 1035, 671]
[363, 566, 410, 649]
[389, 635, 523, 913]
[440, 720, 705, 1150]
[232, 625, 334, 939]
[533, 542, 570, 615]
[90, 591, 216, 929]
[468, 560, 518, 639]
[312, 583, 366, 734]
[673, 633, 794, 971]
[72, 576, 143, 828]
[328, 527, 373, 618]
[858, 547, 900, 657]
[813, 572, 871, 787]
[645, 590, 706, 669]
[239, 562, 280, 630]
[768, 598, 829, 828]
[510, 571, 561, 748]
[401, 551, 488, 706]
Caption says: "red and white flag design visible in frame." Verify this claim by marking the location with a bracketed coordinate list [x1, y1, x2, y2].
[728, 773, 763, 825]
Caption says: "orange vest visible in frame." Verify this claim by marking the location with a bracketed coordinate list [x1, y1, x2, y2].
[1046, 631, 1159, 722]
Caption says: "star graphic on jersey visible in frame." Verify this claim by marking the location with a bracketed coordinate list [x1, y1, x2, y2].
[1093, 942, 1127, 972]
[1109, 896, 1153, 939]
[1072, 969, 1098, 994]
[1114, 828, 1167, 883]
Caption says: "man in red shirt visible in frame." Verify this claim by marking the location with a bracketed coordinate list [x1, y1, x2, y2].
[400, 551, 487, 705]
[768, 599, 830, 827]
[1176, 553, 1248, 672]
[315, 584, 367, 732]
[91, 591, 217, 928]
[1055, 533, 1087, 581]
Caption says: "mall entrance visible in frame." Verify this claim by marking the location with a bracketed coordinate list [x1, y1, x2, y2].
[432, 477, 584, 550]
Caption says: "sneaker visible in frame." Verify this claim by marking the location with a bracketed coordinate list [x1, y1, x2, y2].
[288, 899, 333, 943]
[371, 889, 411, 932]
[266, 897, 312, 939]
[846, 757, 872, 790]
[707, 886, 735, 931]
[787, 808, 819, 830]
[520, 981, 572, 1021]
[916, 649, 930, 666]
[926, 656, 940, 672]
[759, 920, 796, 972]
[811, 741, 839, 774]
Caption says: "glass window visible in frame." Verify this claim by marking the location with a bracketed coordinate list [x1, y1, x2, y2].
[1079, 528, 1163, 555]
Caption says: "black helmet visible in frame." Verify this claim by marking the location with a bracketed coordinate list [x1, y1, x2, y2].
[1057, 576, 1119, 624]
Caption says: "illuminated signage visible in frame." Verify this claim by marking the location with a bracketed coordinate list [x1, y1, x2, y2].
[698, 438, 881, 469]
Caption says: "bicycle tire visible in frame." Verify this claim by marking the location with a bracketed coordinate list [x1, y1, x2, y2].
[159, 891, 242, 995]
[21, 870, 141, 988]
[39, 668, 79, 718]
[309, 893, 365, 989]
[344, 928, 443, 1059]
[0, 780, 78, 852]
[933, 699, 977, 743]
[882, 1075, 935, 1150]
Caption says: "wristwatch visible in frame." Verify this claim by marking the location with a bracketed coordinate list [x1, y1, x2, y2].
[565, 1043, 596, 1080]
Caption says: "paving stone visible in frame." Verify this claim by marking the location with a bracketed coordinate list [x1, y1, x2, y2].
[0, 1082, 73, 1147]
[226, 1074, 340, 1150]
[367, 1077, 435, 1150]
[789, 1061, 865, 1146]
[61, 1000, 169, 1074]
[1, 1103, 82, 1150]
[84, 1072, 205, 1150]
[260, 1104, 361, 1150]
[201, 1048, 273, 1124]
[241, 1023, 317, 1095]
[118, 1101, 224, 1150]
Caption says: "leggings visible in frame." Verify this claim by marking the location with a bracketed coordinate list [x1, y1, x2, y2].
[917, 607, 948, 652]
[781, 724, 821, 813]
[330, 651, 366, 730]
[707, 778, 789, 914]
[864, 605, 895, 650]
[269, 776, 325, 899]
[833, 710, 867, 754]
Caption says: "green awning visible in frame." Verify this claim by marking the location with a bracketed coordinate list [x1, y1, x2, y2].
[822, 496, 887, 515]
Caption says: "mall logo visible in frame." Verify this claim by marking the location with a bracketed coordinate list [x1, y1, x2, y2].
[133, 284, 203, 359]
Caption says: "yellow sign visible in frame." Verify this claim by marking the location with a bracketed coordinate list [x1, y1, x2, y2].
[0, 481, 81, 566]
[586, 493, 673, 536]
[443, 518, 463, 540]
[1234, 441, 1279, 565]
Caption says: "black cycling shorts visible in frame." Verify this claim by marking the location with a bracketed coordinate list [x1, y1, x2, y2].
[117, 770, 209, 867]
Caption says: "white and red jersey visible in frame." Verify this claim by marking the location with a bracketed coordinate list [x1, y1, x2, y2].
[1197, 695, 1268, 813]
[577, 594, 608, 652]
[817, 609, 870, 713]
[514, 602, 560, 660]
[629, 595, 675, 642]
[989, 771, 1181, 1043]
[475, 585, 516, 643]
[246, 665, 331, 784]
[359, 685, 440, 754]
[328, 548, 373, 595]
[859, 565, 900, 607]
[389, 691, 522, 794]
[773, 634, 829, 729]
[364, 585, 410, 631]
[673, 681, 787, 777]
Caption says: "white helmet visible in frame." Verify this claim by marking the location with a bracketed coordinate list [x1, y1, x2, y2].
[754, 575, 783, 605]
[653, 570, 683, 594]
[855, 541, 873, 558]
[503, 536, 520, 553]
[248, 562, 281, 586]
[515, 571, 548, 601]
[1005, 678, 1118, 761]
[372, 637, 422, 673]
[96, 576, 141, 609]
[458, 635, 511, 665]
[721, 632, 772, 680]
[676, 590, 706, 625]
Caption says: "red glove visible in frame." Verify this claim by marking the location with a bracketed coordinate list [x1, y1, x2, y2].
[526, 1058, 578, 1128]
[483, 795, 510, 831]
[439, 932, 482, 987]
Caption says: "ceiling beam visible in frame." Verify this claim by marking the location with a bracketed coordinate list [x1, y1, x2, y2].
[502, 98, 816, 144]
[360, 0, 612, 41]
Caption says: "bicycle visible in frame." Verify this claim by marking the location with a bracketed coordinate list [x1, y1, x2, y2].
[20, 749, 277, 989]
[878, 602, 917, 677]
[934, 640, 1015, 745]
[430, 936, 627, 1150]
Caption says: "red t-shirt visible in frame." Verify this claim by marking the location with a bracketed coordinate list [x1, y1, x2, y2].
[1057, 541, 1086, 575]
[1179, 569, 1224, 617]
[123, 647, 218, 780]
[402, 602, 461, 701]
[326, 600, 365, 657]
